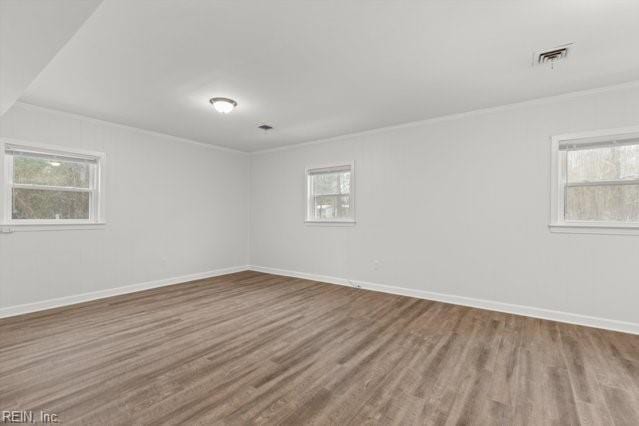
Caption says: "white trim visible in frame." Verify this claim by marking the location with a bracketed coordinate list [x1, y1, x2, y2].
[252, 80, 639, 155]
[304, 220, 356, 227]
[4, 139, 105, 159]
[565, 179, 639, 187]
[0, 265, 248, 319]
[552, 125, 639, 147]
[3, 264, 637, 334]
[14, 101, 248, 155]
[1, 222, 106, 233]
[549, 223, 639, 236]
[12, 183, 93, 192]
[550, 126, 639, 235]
[247, 265, 639, 335]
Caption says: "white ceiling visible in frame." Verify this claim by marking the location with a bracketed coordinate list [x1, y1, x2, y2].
[0, 0, 103, 115]
[18, 0, 639, 152]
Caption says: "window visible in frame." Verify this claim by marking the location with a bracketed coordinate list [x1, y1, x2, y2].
[2, 141, 105, 228]
[550, 127, 639, 234]
[306, 163, 354, 223]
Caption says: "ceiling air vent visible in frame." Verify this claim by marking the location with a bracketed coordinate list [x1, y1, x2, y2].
[533, 44, 572, 67]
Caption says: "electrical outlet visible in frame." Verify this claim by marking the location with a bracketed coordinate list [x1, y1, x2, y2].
[373, 260, 381, 271]
[348, 280, 362, 289]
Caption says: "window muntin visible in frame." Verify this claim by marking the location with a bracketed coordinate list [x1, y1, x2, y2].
[552, 130, 639, 230]
[306, 163, 354, 222]
[3, 143, 104, 225]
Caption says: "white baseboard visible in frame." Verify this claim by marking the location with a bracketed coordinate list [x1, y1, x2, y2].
[0, 265, 249, 319]
[4, 264, 637, 335]
[248, 265, 639, 335]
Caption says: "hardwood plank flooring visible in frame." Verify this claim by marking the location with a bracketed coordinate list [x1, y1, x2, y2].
[1, 271, 638, 425]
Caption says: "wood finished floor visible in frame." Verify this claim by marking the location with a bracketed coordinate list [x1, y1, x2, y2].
[1, 271, 638, 425]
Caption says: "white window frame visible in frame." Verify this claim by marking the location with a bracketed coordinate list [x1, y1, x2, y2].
[305, 161, 355, 225]
[550, 126, 639, 235]
[1, 138, 106, 232]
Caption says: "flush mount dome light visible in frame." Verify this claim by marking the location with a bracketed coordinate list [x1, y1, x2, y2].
[209, 97, 237, 114]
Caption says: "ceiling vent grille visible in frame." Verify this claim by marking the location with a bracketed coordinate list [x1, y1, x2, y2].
[533, 44, 572, 67]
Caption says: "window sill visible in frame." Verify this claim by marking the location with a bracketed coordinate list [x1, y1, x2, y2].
[305, 220, 356, 227]
[549, 223, 639, 236]
[0, 222, 106, 233]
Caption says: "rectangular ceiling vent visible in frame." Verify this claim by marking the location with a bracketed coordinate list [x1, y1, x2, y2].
[533, 44, 572, 67]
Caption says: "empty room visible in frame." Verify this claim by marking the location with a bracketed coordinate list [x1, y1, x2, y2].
[1, 0, 639, 424]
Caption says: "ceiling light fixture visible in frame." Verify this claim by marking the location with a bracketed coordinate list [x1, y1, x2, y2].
[209, 97, 237, 114]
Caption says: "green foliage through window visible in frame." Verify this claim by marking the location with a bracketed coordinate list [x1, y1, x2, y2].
[14, 155, 90, 188]
[9, 152, 95, 221]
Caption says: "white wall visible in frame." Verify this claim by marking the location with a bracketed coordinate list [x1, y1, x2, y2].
[3, 84, 639, 330]
[250, 83, 639, 327]
[0, 103, 249, 309]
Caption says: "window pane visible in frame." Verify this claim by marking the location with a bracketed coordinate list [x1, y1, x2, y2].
[14, 155, 91, 188]
[565, 184, 639, 222]
[12, 188, 90, 220]
[313, 194, 351, 219]
[311, 171, 351, 195]
[567, 144, 639, 183]
[308, 167, 352, 221]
